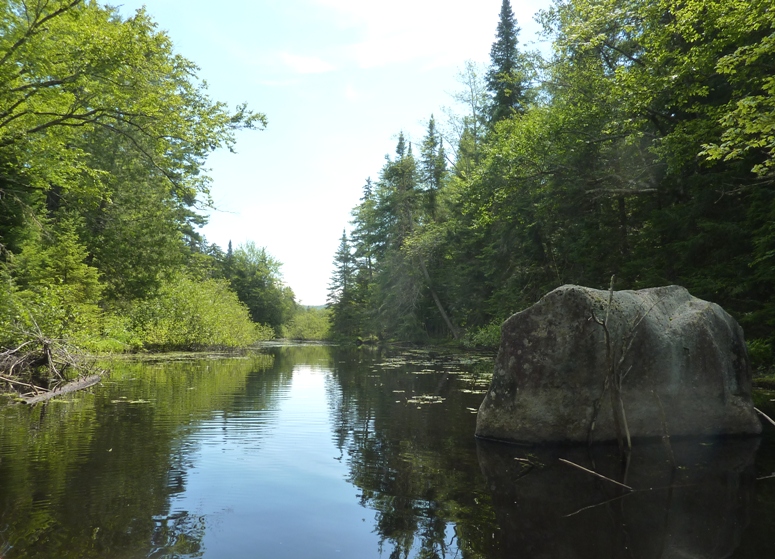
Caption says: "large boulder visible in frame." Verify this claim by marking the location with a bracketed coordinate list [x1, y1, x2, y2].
[475, 285, 761, 443]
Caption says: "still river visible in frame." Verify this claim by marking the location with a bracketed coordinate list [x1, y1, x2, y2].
[0, 343, 774, 558]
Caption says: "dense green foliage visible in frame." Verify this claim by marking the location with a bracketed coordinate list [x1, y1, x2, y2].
[222, 242, 296, 336]
[0, 1, 313, 359]
[328, 0, 775, 358]
[282, 306, 331, 340]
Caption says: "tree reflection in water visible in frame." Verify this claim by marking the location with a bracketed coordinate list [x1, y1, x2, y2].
[326, 347, 772, 559]
[327, 347, 499, 558]
[0, 354, 275, 559]
[0, 346, 772, 558]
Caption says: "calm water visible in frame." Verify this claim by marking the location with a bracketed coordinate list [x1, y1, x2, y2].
[0, 344, 774, 558]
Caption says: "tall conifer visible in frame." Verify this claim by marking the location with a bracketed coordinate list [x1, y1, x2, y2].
[486, 0, 527, 123]
[420, 115, 447, 219]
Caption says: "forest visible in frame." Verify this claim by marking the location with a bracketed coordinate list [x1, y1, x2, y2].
[0, 0, 330, 383]
[326, 0, 775, 369]
[1, 0, 774, 383]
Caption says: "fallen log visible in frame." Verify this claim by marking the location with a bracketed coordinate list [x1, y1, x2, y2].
[21, 373, 105, 405]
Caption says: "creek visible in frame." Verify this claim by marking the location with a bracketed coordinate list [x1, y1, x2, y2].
[0, 343, 773, 558]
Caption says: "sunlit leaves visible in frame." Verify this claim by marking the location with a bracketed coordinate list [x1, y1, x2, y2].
[701, 1, 775, 177]
[128, 276, 264, 350]
[0, 0, 265, 199]
[226, 242, 295, 335]
[0, 1, 270, 353]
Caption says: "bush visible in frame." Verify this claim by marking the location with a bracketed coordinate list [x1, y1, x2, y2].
[282, 307, 331, 340]
[748, 338, 774, 374]
[463, 320, 503, 349]
[128, 276, 270, 350]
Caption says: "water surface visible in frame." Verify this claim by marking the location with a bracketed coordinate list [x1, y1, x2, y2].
[0, 344, 773, 558]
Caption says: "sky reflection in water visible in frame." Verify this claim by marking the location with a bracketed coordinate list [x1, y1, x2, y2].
[0, 345, 773, 558]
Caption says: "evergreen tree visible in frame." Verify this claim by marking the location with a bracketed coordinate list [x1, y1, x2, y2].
[327, 231, 360, 336]
[396, 131, 408, 158]
[486, 0, 528, 123]
[420, 115, 447, 220]
[13, 215, 103, 338]
[328, 230, 355, 304]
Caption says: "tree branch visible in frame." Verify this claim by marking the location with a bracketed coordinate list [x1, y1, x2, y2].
[0, 0, 83, 68]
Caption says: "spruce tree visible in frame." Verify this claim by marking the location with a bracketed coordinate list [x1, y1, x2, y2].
[420, 115, 447, 220]
[327, 230, 359, 336]
[396, 131, 407, 158]
[486, 0, 527, 123]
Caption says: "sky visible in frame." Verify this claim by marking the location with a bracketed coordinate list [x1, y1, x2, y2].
[116, 0, 551, 305]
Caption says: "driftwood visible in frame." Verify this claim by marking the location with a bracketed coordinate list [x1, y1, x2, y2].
[2, 330, 107, 402]
[21, 373, 104, 405]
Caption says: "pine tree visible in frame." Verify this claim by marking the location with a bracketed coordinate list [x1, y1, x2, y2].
[327, 230, 360, 336]
[13, 216, 104, 337]
[486, 0, 527, 123]
[328, 230, 354, 304]
[361, 177, 373, 202]
[420, 115, 447, 220]
[396, 131, 407, 158]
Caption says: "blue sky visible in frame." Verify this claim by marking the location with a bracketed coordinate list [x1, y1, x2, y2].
[117, 0, 550, 305]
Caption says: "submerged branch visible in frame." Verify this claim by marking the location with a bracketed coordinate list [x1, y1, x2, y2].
[755, 407, 775, 429]
[559, 458, 633, 490]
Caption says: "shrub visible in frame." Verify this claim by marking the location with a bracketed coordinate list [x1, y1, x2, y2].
[282, 307, 331, 340]
[128, 276, 270, 350]
[748, 338, 774, 374]
[463, 320, 503, 349]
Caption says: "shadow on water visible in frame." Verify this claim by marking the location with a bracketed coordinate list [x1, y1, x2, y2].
[477, 437, 759, 559]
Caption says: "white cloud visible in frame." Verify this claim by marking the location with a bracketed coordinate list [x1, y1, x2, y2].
[309, 0, 548, 69]
[344, 83, 360, 101]
[279, 52, 337, 74]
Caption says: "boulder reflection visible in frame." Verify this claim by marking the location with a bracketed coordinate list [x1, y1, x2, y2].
[477, 438, 759, 558]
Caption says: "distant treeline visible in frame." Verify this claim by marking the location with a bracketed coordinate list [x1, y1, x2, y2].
[0, 0, 327, 359]
[326, 0, 775, 367]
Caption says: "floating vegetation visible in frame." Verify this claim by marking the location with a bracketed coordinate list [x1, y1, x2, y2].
[361, 350, 494, 403]
[406, 395, 445, 405]
[371, 351, 493, 373]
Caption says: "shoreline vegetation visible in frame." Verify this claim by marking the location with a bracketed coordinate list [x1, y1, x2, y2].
[3, 1, 775, 397]
[325, 0, 775, 375]
[0, 1, 325, 397]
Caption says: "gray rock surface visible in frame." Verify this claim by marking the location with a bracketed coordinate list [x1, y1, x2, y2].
[475, 285, 762, 443]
